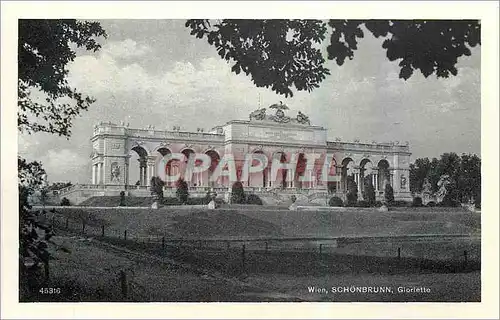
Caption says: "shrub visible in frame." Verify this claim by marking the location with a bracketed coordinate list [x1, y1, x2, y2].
[346, 177, 358, 206]
[175, 178, 189, 204]
[246, 194, 263, 205]
[474, 192, 481, 209]
[162, 197, 181, 205]
[150, 176, 165, 202]
[438, 194, 460, 207]
[356, 200, 370, 207]
[60, 197, 70, 206]
[231, 181, 246, 204]
[393, 200, 410, 207]
[362, 179, 376, 206]
[187, 197, 206, 205]
[427, 201, 436, 207]
[384, 184, 394, 205]
[375, 201, 384, 208]
[119, 191, 126, 206]
[412, 197, 423, 207]
[290, 195, 297, 203]
[328, 196, 343, 207]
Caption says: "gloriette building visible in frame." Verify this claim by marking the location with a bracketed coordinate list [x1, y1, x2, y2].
[60, 103, 411, 204]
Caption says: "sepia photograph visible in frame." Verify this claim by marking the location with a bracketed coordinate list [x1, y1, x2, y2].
[2, 1, 499, 319]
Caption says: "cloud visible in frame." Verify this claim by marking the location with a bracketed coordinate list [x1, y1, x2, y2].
[102, 39, 152, 59]
[39, 149, 88, 182]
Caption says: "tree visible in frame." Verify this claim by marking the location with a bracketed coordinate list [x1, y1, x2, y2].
[18, 19, 106, 137]
[231, 181, 246, 204]
[18, 19, 106, 298]
[384, 183, 395, 205]
[150, 176, 165, 202]
[346, 176, 358, 206]
[119, 191, 126, 207]
[362, 176, 376, 206]
[186, 19, 480, 97]
[409, 157, 431, 193]
[175, 178, 189, 204]
[409, 153, 481, 205]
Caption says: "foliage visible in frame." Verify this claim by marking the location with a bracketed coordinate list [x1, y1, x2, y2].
[47, 181, 73, 191]
[60, 197, 71, 206]
[150, 176, 165, 201]
[18, 19, 107, 137]
[392, 200, 411, 207]
[346, 176, 358, 206]
[186, 19, 480, 97]
[356, 200, 370, 208]
[18, 157, 54, 294]
[328, 196, 344, 207]
[412, 197, 423, 207]
[410, 153, 481, 205]
[246, 194, 263, 205]
[290, 195, 297, 203]
[231, 181, 246, 204]
[427, 201, 436, 207]
[362, 177, 376, 206]
[384, 183, 395, 205]
[175, 178, 189, 204]
[119, 191, 126, 207]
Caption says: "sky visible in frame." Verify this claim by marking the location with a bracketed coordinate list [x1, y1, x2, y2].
[18, 19, 481, 184]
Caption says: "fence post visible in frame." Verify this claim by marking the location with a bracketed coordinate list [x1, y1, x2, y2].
[52, 215, 55, 226]
[319, 244, 323, 254]
[162, 236, 165, 249]
[226, 241, 230, 250]
[124, 230, 127, 241]
[464, 250, 468, 265]
[241, 244, 246, 273]
[398, 247, 401, 260]
[119, 270, 128, 299]
[82, 221, 86, 234]
[65, 217, 69, 229]
[102, 225, 105, 237]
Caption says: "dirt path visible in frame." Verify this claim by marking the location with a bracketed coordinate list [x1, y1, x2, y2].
[35, 235, 299, 302]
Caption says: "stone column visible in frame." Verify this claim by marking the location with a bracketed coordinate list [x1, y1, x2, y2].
[92, 164, 96, 184]
[97, 163, 102, 185]
[354, 171, 361, 194]
[267, 167, 272, 187]
[146, 157, 156, 187]
[124, 157, 130, 187]
[288, 169, 294, 188]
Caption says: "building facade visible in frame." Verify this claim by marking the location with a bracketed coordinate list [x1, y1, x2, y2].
[61, 104, 412, 204]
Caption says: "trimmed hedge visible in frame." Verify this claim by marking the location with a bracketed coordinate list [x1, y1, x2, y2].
[412, 197, 423, 207]
[60, 197, 71, 206]
[246, 194, 263, 205]
[356, 200, 371, 208]
[328, 196, 343, 207]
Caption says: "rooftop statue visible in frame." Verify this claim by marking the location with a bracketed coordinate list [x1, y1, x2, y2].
[249, 107, 267, 121]
[269, 101, 291, 123]
[296, 111, 310, 125]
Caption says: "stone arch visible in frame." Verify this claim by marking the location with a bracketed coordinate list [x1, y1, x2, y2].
[359, 158, 374, 193]
[248, 150, 268, 188]
[295, 153, 307, 189]
[327, 157, 338, 193]
[272, 151, 288, 189]
[341, 157, 355, 193]
[377, 159, 391, 190]
[205, 150, 221, 187]
[129, 145, 149, 186]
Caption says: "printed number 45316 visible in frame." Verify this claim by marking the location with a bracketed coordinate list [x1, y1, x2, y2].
[39, 287, 61, 294]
